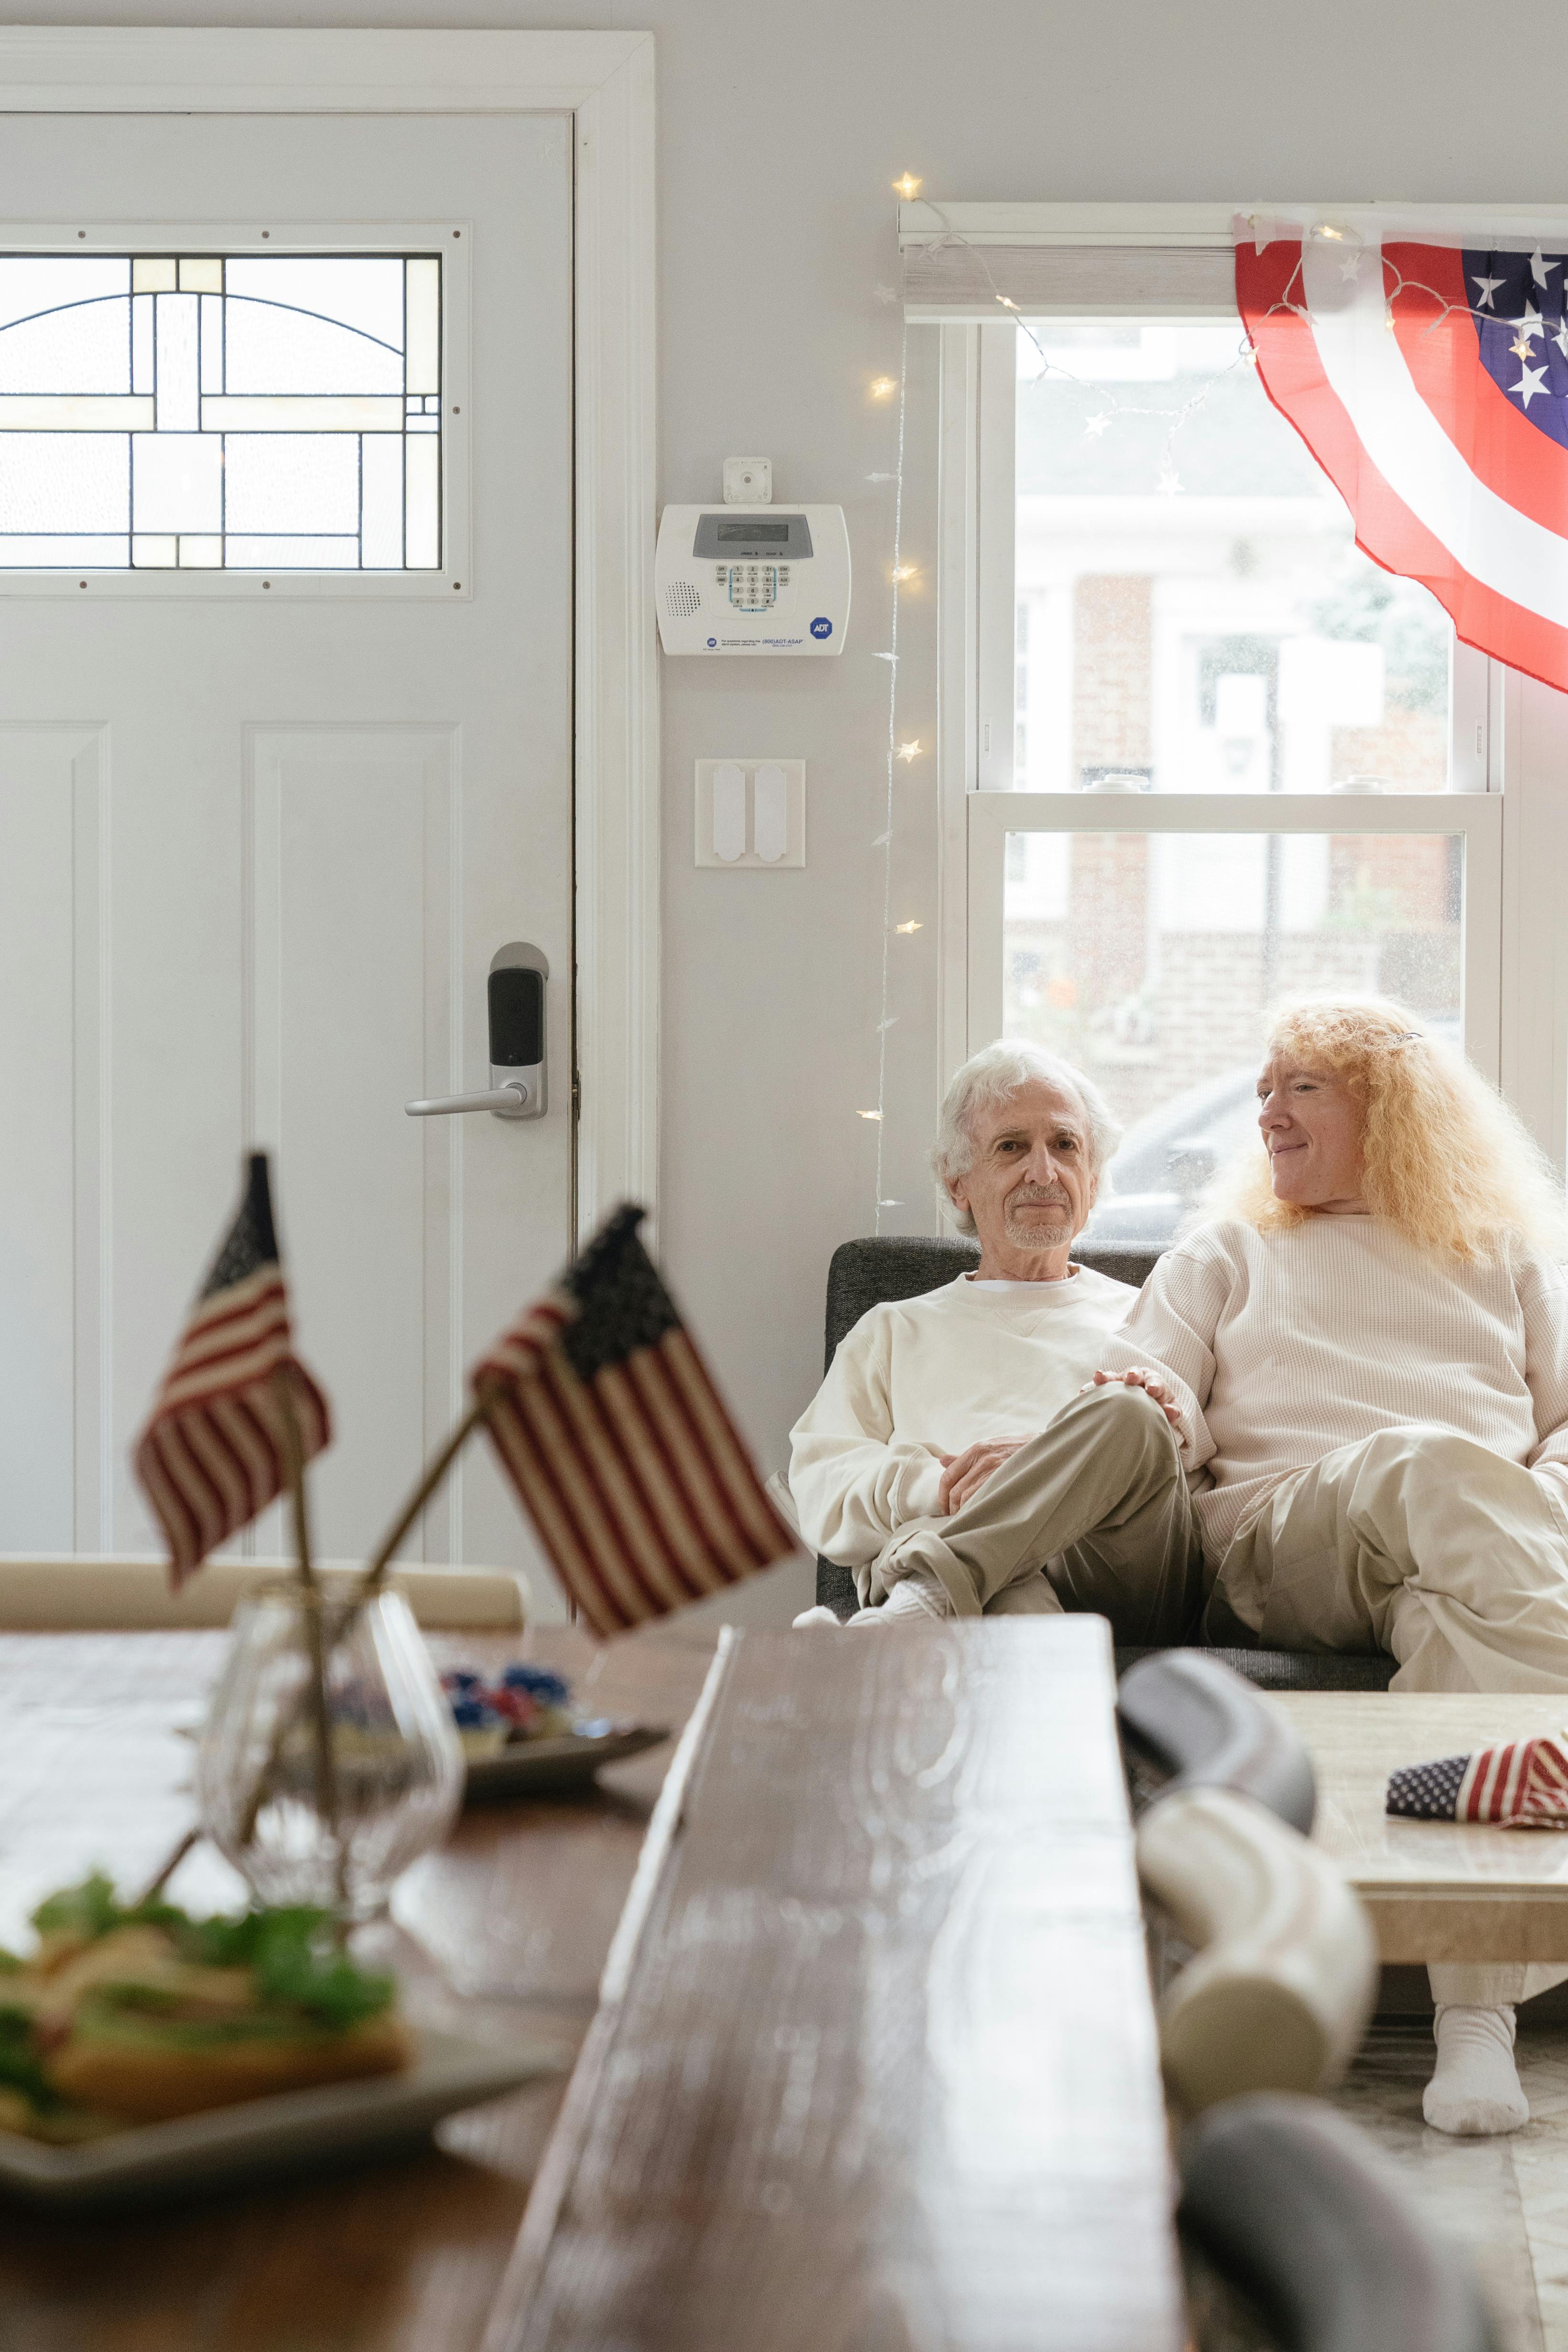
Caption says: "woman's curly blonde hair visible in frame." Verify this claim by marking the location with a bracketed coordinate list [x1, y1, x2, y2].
[1208, 995, 1566, 1263]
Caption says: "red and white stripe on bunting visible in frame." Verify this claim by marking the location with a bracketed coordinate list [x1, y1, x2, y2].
[1237, 219, 1568, 693]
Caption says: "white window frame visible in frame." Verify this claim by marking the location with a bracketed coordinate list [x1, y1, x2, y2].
[0, 27, 659, 1235]
[970, 791, 1502, 1083]
[929, 212, 1568, 1176]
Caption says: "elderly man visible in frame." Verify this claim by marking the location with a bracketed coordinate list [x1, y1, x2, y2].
[789, 1039, 1204, 1642]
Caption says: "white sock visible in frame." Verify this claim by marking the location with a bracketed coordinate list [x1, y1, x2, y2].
[1423, 2004, 1528, 2136]
[848, 1570, 951, 1627]
[794, 1571, 951, 1631]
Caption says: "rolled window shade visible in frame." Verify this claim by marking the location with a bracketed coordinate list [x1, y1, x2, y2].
[901, 241, 1237, 317]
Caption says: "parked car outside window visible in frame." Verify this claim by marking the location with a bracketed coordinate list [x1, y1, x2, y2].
[1079, 1068, 1260, 1249]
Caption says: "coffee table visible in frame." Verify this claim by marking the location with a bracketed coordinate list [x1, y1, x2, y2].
[1277, 1694, 1568, 1963]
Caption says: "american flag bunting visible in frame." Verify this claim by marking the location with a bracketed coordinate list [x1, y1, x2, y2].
[133, 1153, 331, 1586]
[473, 1204, 797, 1638]
[1387, 1732, 1568, 1829]
[1239, 221, 1568, 695]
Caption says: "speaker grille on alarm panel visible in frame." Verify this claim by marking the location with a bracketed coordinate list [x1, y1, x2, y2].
[663, 581, 703, 619]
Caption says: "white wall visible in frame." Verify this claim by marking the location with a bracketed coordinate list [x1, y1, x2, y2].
[10, 0, 1567, 1495]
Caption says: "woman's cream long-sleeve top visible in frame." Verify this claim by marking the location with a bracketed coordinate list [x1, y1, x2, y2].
[789, 1266, 1138, 1568]
[1097, 1216, 1568, 1566]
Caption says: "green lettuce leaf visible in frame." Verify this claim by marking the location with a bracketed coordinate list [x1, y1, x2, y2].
[179, 1908, 393, 2029]
[0, 2010, 55, 2110]
[30, 1873, 188, 1944]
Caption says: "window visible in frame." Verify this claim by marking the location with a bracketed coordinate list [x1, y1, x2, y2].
[0, 253, 442, 571]
[944, 285, 1565, 1245]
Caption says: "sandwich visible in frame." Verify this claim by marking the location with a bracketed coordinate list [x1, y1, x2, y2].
[0, 1874, 409, 2135]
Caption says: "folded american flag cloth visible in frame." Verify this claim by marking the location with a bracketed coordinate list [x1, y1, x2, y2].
[1387, 1734, 1568, 1830]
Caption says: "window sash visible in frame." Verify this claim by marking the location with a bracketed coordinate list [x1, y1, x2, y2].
[967, 790, 1504, 1090]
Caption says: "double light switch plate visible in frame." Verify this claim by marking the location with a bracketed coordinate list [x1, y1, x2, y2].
[694, 759, 806, 868]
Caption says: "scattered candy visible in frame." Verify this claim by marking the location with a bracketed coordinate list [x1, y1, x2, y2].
[440, 1664, 576, 1748]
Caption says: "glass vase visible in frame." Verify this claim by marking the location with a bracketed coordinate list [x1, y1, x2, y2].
[196, 1576, 464, 1924]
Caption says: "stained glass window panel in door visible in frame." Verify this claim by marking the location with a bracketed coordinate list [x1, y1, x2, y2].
[0, 252, 442, 570]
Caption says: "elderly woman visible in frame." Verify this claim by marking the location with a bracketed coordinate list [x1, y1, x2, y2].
[879, 996, 1568, 2136]
[789, 1038, 1202, 1639]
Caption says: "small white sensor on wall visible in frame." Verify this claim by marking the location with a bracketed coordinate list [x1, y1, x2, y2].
[694, 759, 806, 868]
[722, 456, 772, 505]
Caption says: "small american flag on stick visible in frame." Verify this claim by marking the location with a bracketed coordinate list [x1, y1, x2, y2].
[1387, 1732, 1568, 1829]
[473, 1204, 796, 1638]
[134, 1154, 331, 1586]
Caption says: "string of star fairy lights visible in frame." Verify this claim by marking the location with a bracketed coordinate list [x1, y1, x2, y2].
[868, 304, 910, 1233]
[921, 197, 1259, 483]
[1268, 224, 1568, 368]
[917, 207, 1568, 471]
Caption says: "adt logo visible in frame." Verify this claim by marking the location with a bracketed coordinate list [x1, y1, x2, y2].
[810, 616, 832, 639]
[705, 636, 717, 649]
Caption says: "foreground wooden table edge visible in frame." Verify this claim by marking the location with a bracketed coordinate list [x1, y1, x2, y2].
[479, 1619, 1184, 2352]
[477, 1631, 734, 2352]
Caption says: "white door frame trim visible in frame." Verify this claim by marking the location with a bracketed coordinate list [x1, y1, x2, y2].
[0, 26, 660, 1241]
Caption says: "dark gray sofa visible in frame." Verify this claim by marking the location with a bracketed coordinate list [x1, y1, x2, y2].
[814, 1235, 1396, 1693]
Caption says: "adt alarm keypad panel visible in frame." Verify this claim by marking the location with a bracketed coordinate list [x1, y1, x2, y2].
[655, 504, 850, 654]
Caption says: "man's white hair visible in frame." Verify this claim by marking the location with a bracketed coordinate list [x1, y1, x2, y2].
[931, 1040, 1122, 1235]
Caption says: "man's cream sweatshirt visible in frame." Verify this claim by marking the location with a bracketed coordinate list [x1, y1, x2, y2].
[789, 1266, 1138, 1568]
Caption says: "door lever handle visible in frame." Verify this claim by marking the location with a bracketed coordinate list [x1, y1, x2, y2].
[405, 1082, 531, 1119]
[406, 944, 548, 1124]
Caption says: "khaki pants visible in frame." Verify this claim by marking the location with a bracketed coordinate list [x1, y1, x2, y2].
[1213, 1424, 1568, 1694]
[873, 1381, 1207, 1645]
[879, 1388, 1568, 1694]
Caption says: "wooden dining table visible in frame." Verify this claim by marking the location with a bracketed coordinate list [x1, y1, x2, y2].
[0, 1616, 716, 2352]
[0, 1614, 1183, 2352]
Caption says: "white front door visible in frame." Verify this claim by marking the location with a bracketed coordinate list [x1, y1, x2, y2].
[0, 110, 574, 1602]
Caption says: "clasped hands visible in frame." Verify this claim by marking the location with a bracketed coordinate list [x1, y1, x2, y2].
[935, 1438, 1030, 1514]
[933, 1368, 1184, 1516]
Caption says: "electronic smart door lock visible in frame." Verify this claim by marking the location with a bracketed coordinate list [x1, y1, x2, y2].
[405, 944, 547, 1121]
